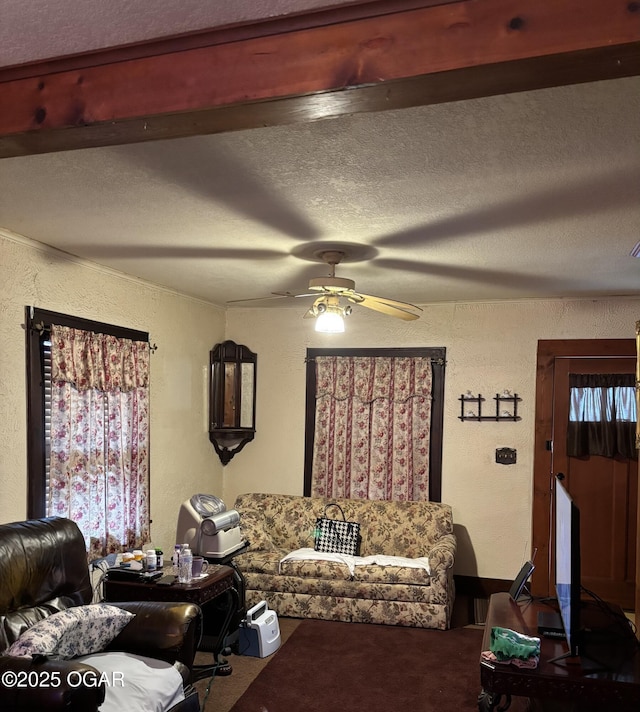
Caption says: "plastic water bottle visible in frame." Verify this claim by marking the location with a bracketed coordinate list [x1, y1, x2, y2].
[178, 544, 193, 583]
[172, 544, 181, 576]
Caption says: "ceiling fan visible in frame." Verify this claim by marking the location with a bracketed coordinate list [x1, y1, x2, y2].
[229, 249, 422, 331]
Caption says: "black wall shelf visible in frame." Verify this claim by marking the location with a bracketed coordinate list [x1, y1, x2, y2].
[458, 393, 521, 421]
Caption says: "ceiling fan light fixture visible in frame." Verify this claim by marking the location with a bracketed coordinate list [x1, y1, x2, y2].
[231, 242, 420, 325]
[315, 307, 345, 333]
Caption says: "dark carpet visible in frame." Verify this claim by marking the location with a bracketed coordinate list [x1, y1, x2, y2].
[229, 620, 485, 712]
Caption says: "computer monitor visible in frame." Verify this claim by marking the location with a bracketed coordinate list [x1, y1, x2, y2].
[549, 477, 582, 664]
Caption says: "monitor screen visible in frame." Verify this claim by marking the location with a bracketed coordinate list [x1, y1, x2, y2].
[555, 478, 581, 657]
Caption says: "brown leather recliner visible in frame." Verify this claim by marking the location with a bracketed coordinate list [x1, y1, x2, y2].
[0, 517, 202, 711]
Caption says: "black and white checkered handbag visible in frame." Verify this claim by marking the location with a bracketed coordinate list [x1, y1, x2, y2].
[314, 503, 361, 556]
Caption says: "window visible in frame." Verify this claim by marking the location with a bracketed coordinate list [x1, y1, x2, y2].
[567, 372, 637, 459]
[26, 307, 151, 556]
[304, 347, 446, 502]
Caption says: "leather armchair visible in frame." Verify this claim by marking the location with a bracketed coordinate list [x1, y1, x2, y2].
[0, 517, 202, 712]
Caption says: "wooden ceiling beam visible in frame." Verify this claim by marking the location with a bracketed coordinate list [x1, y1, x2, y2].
[0, 0, 638, 158]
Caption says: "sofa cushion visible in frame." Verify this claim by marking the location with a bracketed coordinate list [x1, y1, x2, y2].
[276, 549, 431, 584]
[353, 564, 432, 586]
[6, 604, 135, 659]
[238, 493, 318, 550]
[355, 500, 453, 558]
[239, 510, 279, 552]
[238, 550, 288, 576]
[243, 572, 435, 603]
[279, 558, 353, 581]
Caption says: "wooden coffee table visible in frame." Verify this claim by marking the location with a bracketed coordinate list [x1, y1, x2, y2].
[479, 592, 640, 712]
[104, 564, 239, 680]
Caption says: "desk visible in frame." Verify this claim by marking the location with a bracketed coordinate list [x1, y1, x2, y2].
[104, 564, 239, 681]
[479, 592, 640, 712]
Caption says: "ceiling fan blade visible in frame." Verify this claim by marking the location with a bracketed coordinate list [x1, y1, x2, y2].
[272, 291, 319, 299]
[357, 299, 420, 320]
[349, 291, 423, 312]
[346, 292, 422, 320]
[227, 291, 317, 304]
[226, 294, 292, 304]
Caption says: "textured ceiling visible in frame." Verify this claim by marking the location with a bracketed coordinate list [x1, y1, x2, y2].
[1, 75, 638, 311]
[0, 0, 341, 68]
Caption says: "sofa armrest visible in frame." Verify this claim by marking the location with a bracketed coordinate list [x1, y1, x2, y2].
[426, 533, 456, 606]
[428, 533, 456, 572]
[105, 601, 202, 669]
[0, 653, 105, 712]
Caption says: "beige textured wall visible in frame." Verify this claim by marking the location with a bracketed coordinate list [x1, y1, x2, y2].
[224, 298, 640, 580]
[0, 230, 225, 554]
[3, 227, 639, 582]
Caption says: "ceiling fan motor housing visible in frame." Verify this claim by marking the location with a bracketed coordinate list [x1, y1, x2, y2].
[308, 276, 355, 292]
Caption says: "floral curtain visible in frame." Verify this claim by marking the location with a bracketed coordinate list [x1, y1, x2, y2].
[48, 325, 151, 558]
[567, 373, 637, 460]
[311, 356, 432, 501]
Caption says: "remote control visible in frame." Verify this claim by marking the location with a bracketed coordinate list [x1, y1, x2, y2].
[156, 574, 177, 586]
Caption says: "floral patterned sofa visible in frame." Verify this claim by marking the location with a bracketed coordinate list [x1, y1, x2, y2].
[233, 493, 456, 629]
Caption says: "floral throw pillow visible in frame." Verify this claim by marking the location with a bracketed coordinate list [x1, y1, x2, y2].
[6, 604, 135, 660]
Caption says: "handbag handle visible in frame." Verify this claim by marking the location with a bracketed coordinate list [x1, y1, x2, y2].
[323, 503, 347, 521]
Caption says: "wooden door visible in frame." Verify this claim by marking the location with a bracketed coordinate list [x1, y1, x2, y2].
[532, 339, 638, 611]
[552, 357, 637, 609]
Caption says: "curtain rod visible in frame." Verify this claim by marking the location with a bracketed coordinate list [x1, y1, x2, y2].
[31, 321, 158, 352]
[305, 356, 446, 366]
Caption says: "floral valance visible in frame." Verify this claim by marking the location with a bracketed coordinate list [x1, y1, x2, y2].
[50, 324, 150, 392]
[315, 356, 432, 403]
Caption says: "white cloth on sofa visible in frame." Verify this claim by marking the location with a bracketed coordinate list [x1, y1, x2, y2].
[76, 651, 185, 712]
[279, 548, 357, 575]
[279, 548, 431, 577]
[365, 553, 431, 575]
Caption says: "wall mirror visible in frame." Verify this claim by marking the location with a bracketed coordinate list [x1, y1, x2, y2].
[209, 340, 257, 465]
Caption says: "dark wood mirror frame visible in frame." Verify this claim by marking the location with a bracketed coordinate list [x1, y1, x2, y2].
[209, 340, 257, 465]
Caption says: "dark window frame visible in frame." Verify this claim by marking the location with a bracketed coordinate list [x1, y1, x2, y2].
[303, 346, 446, 502]
[25, 306, 149, 519]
